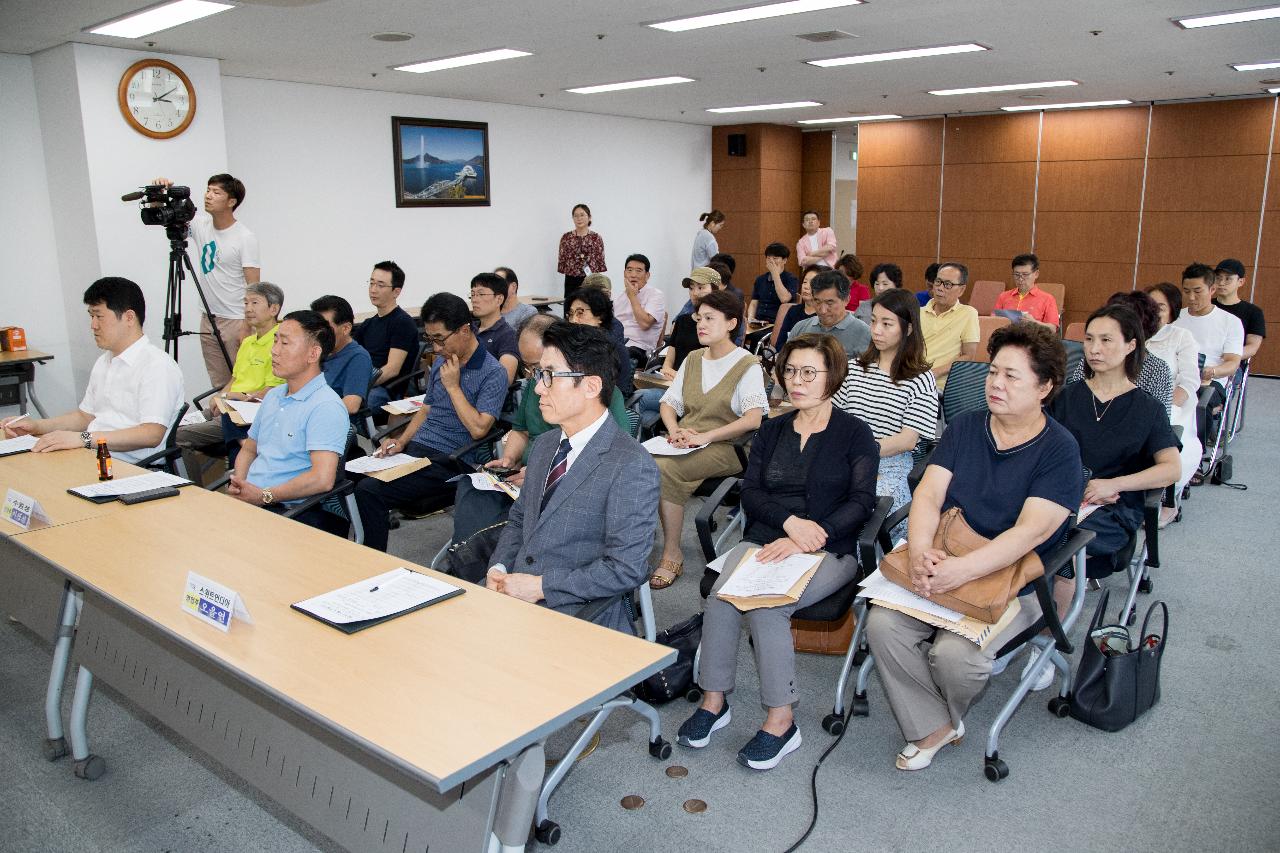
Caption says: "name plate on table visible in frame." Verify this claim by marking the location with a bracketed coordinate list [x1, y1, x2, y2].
[2, 488, 51, 530]
[182, 571, 254, 633]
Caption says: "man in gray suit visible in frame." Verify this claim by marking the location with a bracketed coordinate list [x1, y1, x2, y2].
[486, 322, 659, 634]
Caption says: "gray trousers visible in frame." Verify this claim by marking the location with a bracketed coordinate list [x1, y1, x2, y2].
[699, 542, 858, 709]
[865, 594, 1042, 742]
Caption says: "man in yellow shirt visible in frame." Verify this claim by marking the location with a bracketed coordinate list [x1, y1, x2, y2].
[920, 262, 979, 391]
[177, 282, 285, 479]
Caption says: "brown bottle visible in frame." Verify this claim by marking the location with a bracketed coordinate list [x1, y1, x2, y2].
[96, 438, 112, 481]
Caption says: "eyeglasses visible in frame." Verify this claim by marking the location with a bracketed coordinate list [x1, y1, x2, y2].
[782, 366, 828, 382]
[935, 279, 965, 289]
[368, 280, 394, 290]
[1213, 274, 1237, 283]
[567, 307, 594, 320]
[424, 328, 460, 348]
[470, 289, 496, 299]
[530, 366, 585, 387]
[1012, 271, 1036, 280]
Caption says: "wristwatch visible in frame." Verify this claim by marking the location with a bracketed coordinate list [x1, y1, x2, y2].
[81, 431, 93, 449]
[261, 488, 275, 505]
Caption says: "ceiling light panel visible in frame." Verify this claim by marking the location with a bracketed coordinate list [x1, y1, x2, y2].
[1174, 5, 1280, 28]
[809, 43, 987, 67]
[707, 101, 822, 113]
[1232, 60, 1280, 71]
[394, 49, 532, 74]
[930, 80, 1078, 96]
[798, 114, 902, 124]
[650, 0, 862, 33]
[87, 0, 233, 38]
[1001, 100, 1133, 112]
[567, 76, 694, 94]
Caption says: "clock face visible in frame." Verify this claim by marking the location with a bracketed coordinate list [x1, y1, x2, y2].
[118, 60, 195, 138]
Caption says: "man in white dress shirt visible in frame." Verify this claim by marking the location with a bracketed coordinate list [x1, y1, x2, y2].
[1, 277, 184, 463]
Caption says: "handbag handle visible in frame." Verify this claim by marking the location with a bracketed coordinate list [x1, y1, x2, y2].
[1139, 599, 1168, 647]
[1088, 588, 1111, 634]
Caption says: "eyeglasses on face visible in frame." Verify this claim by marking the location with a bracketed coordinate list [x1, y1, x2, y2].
[782, 365, 827, 382]
[1012, 271, 1036, 280]
[368, 279, 394, 290]
[935, 279, 965, 289]
[425, 328, 460, 348]
[470, 289, 496, 299]
[530, 366, 585, 387]
[567, 307, 594, 320]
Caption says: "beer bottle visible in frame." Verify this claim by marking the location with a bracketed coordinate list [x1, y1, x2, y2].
[96, 438, 112, 481]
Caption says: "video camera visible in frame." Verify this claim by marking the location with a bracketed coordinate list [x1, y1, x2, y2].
[123, 184, 197, 229]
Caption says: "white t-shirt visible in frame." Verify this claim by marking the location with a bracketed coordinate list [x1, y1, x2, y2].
[79, 336, 185, 463]
[660, 347, 768, 417]
[189, 213, 260, 318]
[1172, 306, 1244, 387]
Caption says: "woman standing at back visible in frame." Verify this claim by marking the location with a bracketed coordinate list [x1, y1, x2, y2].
[557, 203, 606, 302]
[692, 210, 726, 269]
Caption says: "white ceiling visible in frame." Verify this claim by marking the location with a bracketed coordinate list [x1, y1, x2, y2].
[2, 0, 1278, 125]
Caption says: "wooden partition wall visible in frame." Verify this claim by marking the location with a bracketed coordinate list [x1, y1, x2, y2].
[856, 96, 1280, 375]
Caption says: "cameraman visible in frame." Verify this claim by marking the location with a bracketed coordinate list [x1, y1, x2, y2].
[152, 174, 260, 389]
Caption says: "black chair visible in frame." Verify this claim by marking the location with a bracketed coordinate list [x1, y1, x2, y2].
[351, 366, 383, 441]
[134, 403, 190, 476]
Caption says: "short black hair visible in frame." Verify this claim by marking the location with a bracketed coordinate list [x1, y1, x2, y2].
[987, 322, 1066, 402]
[765, 242, 790, 260]
[1145, 282, 1183, 318]
[420, 292, 472, 331]
[937, 262, 969, 285]
[924, 262, 940, 284]
[540, 320, 616, 404]
[695, 288, 745, 333]
[207, 173, 245, 210]
[471, 271, 510, 306]
[811, 269, 851, 301]
[1181, 262, 1215, 285]
[310, 294, 355, 327]
[709, 252, 736, 274]
[1012, 253, 1039, 271]
[83, 277, 146, 325]
[869, 263, 904, 288]
[624, 253, 651, 273]
[566, 287, 615, 329]
[282, 309, 335, 361]
[494, 266, 518, 285]
[374, 260, 406, 290]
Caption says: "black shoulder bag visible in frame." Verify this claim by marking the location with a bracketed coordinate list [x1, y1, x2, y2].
[1069, 589, 1168, 732]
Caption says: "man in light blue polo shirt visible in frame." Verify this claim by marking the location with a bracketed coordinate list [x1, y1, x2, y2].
[228, 310, 350, 533]
[310, 294, 375, 415]
[353, 292, 509, 552]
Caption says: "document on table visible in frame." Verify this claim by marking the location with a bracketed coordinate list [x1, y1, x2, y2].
[383, 395, 426, 415]
[69, 470, 190, 499]
[0, 434, 38, 457]
[717, 551, 823, 598]
[225, 400, 261, 423]
[291, 567, 464, 633]
[345, 453, 420, 474]
[642, 436, 707, 456]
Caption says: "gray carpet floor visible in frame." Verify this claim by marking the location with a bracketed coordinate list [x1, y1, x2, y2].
[3, 379, 1278, 853]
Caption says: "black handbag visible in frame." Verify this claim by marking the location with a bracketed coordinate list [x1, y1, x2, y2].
[436, 521, 507, 585]
[633, 613, 703, 704]
[1069, 589, 1168, 732]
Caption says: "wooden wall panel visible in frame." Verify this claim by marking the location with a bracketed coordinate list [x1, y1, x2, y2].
[712, 123, 804, 276]
[801, 131, 832, 225]
[857, 165, 941, 212]
[1036, 212, 1140, 264]
[1140, 212, 1261, 265]
[858, 119, 943, 166]
[1046, 261, 1138, 326]
[1148, 100, 1275, 158]
[940, 211, 1034, 260]
[1040, 107, 1151, 161]
[1036, 160, 1145, 212]
[1142, 156, 1268, 211]
[942, 163, 1036, 211]
[943, 113, 1039, 164]
[857, 211, 940, 259]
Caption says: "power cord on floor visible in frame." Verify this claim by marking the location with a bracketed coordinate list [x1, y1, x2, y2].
[780, 714, 853, 853]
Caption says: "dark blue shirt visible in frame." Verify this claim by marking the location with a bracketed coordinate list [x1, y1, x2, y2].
[410, 343, 509, 462]
[321, 340, 374, 405]
[472, 317, 519, 366]
[353, 306, 419, 381]
[751, 270, 799, 322]
[928, 410, 1083, 564]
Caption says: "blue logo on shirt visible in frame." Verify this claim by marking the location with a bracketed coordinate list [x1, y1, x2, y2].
[200, 241, 217, 274]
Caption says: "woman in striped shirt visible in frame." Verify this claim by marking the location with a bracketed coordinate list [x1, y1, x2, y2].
[834, 288, 938, 534]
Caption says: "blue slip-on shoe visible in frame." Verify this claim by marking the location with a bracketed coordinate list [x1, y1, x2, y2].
[677, 704, 731, 748]
[736, 724, 802, 771]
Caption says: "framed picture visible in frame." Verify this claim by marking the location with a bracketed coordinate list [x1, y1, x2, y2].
[392, 117, 491, 207]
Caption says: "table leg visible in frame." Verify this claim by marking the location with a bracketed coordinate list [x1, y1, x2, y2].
[42, 585, 80, 761]
[68, 664, 105, 780]
[24, 380, 48, 419]
[488, 742, 545, 853]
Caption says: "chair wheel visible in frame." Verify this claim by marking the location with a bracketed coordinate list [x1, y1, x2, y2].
[73, 755, 105, 780]
[42, 737, 68, 761]
[822, 713, 845, 735]
[685, 687, 703, 704]
[852, 648, 868, 667]
[1138, 577, 1153, 594]
[1047, 697, 1070, 718]
[850, 694, 870, 718]
[534, 820, 561, 846]
[649, 737, 672, 760]
[1125, 606, 1136, 627]
[983, 757, 1009, 782]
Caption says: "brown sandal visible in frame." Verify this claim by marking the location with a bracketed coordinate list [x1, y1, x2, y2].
[649, 559, 684, 590]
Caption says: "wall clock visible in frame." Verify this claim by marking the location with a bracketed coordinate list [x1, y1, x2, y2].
[118, 58, 196, 139]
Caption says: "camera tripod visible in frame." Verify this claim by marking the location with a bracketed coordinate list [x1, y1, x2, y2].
[161, 223, 231, 372]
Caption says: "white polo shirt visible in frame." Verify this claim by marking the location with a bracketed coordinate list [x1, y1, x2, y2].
[1173, 306, 1244, 388]
[79, 335, 185, 462]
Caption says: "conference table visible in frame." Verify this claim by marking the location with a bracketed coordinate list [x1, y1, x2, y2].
[0, 449, 674, 852]
[0, 348, 55, 418]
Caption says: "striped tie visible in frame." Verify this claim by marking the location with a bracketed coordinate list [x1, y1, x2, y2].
[541, 437, 573, 508]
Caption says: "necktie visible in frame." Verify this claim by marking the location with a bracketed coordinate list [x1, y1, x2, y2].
[541, 437, 573, 508]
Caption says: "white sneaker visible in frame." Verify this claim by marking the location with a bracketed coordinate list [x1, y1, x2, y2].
[1021, 647, 1055, 692]
[989, 654, 1010, 677]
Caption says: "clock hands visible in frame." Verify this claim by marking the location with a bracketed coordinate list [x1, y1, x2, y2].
[152, 87, 178, 103]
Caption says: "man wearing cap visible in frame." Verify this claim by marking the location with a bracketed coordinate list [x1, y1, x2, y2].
[1212, 258, 1265, 368]
[786, 269, 871, 361]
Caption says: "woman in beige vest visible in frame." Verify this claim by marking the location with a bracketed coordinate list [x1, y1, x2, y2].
[650, 289, 767, 589]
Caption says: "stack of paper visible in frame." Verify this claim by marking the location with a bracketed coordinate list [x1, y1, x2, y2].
[858, 569, 1021, 648]
[383, 395, 426, 415]
[69, 471, 190, 499]
[715, 549, 823, 612]
[291, 567, 464, 633]
[0, 434, 38, 457]
[344, 453, 432, 482]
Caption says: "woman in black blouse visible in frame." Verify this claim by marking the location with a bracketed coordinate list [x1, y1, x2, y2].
[678, 334, 877, 771]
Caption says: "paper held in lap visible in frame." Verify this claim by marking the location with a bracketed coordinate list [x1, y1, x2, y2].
[642, 436, 707, 456]
[715, 548, 823, 612]
[859, 569, 1021, 648]
[344, 453, 432, 482]
[382, 394, 425, 415]
[215, 398, 261, 425]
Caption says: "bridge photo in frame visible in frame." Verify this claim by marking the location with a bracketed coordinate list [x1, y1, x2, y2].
[392, 116, 491, 207]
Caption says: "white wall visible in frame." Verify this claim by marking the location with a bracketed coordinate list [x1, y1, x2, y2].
[220, 76, 710, 319]
[0, 52, 78, 415]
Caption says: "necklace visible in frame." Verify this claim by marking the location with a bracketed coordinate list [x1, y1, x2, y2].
[1091, 394, 1115, 422]
[985, 413, 1046, 456]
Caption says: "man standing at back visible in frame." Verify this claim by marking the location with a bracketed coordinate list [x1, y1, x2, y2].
[993, 253, 1059, 331]
[787, 269, 870, 359]
[919, 262, 980, 391]
[1212, 258, 1265, 370]
[355, 261, 419, 410]
[486, 322, 660, 634]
